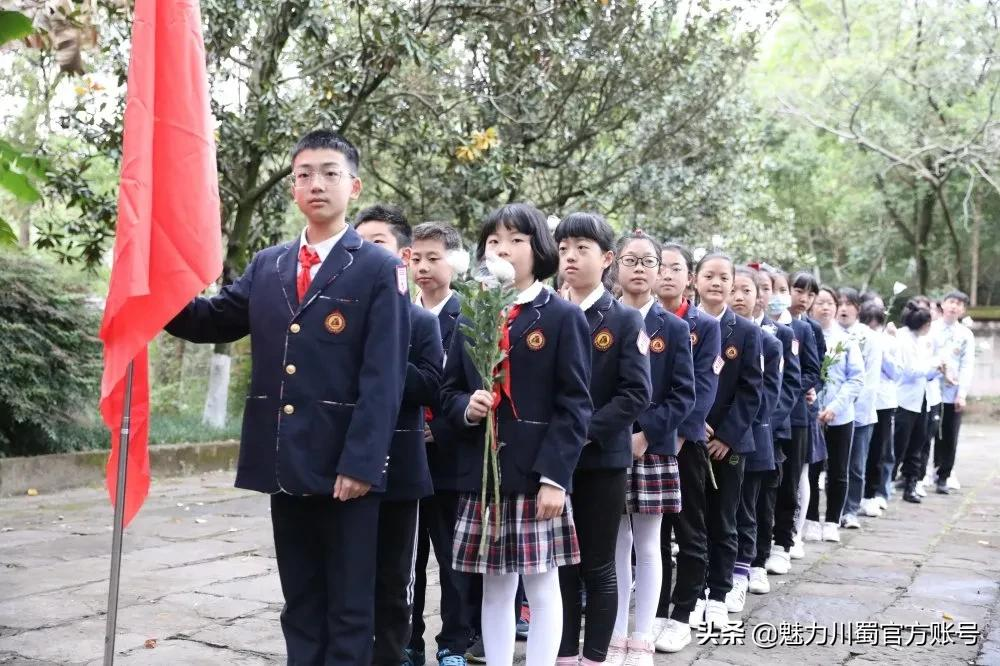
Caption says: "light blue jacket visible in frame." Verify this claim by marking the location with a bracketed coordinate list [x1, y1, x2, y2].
[894, 327, 942, 413]
[819, 324, 865, 427]
[875, 331, 900, 411]
[849, 323, 883, 427]
[932, 320, 976, 404]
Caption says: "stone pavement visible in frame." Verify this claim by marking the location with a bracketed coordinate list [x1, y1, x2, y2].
[2, 424, 1000, 665]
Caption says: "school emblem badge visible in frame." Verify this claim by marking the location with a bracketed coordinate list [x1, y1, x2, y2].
[650, 336, 666, 354]
[526, 329, 546, 351]
[324, 310, 346, 334]
[690, 331, 699, 347]
[594, 329, 614, 352]
[725, 344, 738, 360]
[791, 339, 800, 356]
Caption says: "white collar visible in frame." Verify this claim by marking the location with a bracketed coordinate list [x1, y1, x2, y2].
[638, 296, 656, 319]
[300, 224, 348, 264]
[515, 281, 545, 305]
[417, 290, 453, 317]
[699, 304, 726, 322]
[579, 285, 607, 313]
[754, 315, 765, 326]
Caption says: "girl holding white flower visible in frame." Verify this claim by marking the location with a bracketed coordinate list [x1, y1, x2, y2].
[803, 286, 864, 544]
[440, 203, 592, 666]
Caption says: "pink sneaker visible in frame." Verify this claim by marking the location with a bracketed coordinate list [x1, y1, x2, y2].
[624, 636, 655, 666]
[555, 658, 579, 665]
[605, 634, 628, 665]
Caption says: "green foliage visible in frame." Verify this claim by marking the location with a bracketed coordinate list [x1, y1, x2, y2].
[0, 249, 103, 457]
[0, 10, 33, 47]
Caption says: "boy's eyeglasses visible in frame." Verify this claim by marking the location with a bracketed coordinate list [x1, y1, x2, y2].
[618, 255, 660, 268]
[293, 170, 356, 188]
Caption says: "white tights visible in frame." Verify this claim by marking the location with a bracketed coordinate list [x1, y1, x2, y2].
[612, 513, 662, 640]
[481, 569, 562, 665]
[795, 462, 811, 537]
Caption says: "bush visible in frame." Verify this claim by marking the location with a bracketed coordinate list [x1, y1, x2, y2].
[0, 250, 104, 457]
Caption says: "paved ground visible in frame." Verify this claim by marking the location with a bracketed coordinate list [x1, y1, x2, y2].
[2, 424, 1000, 665]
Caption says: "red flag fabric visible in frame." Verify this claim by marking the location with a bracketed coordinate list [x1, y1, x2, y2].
[99, 0, 221, 526]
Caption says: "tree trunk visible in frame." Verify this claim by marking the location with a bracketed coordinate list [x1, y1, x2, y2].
[202, 342, 232, 428]
[915, 189, 934, 294]
[970, 192, 983, 306]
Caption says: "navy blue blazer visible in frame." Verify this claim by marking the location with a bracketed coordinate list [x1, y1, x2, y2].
[764, 317, 802, 441]
[440, 288, 593, 494]
[746, 328, 783, 472]
[579, 292, 651, 470]
[790, 318, 821, 427]
[675, 301, 721, 443]
[637, 302, 696, 456]
[805, 315, 827, 419]
[425, 293, 465, 490]
[385, 303, 442, 501]
[165, 227, 410, 494]
[706, 307, 763, 454]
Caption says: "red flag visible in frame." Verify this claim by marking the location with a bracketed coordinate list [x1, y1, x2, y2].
[99, 0, 221, 526]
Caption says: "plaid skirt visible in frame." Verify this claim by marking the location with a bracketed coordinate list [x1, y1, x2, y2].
[625, 453, 682, 515]
[452, 492, 581, 575]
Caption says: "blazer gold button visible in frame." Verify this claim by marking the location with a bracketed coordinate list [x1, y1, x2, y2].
[283, 404, 295, 415]
[286, 364, 296, 375]
[289, 323, 301, 333]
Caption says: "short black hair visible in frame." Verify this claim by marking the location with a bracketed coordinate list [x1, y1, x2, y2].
[476, 203, 559, 281]
[695, 251, 734, 278]
[790, 271, 820, 294]
[662, 242, 694, 273]
[838, 287, 861, 309]
[943, 290, 970, 306]
[554, 212, 616, 252]
[859, 301, 887, 326]
[901, 299, 932, 331]
[412, 221, 462, 252]
[291, 129, 360, 174]
[354, 204, 412, 247]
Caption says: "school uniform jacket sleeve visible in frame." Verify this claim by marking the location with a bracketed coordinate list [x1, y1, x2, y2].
[825, 337, 865, 421]
[713, 325, 763, 448]
[534, 306, 593, 489]
[760, 333, 783, 424]
[773, 325, 801, 428]
[588, 307, 652, 448]
[678, 314, 721, 442]
[440, 324, 480, 428]
[403, 309, 443, 407]
[336, 255, 411, 485]
[637, 317, 696, 450]
[797, 321, 821, 392]
[165, 251, 257, 343]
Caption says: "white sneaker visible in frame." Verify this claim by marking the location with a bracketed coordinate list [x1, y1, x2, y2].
[841, 513, 861, 529]
[915, 480, 927, 497]
[606, 633, 629, 665]
[789, 537, 805, 560]
[650, 617, 668, 645]
[688, 598, 706, 628]
[725, 576, 748, 613]
[749, 567, 771, 594]
[704, 600, 729, 628]
[765, 550, 791, 575]
[803, 520, 823, 542]
[654, 618, 692, 653]
[948, 474, 961, 490]
[874, 496, 888, 511]
[860, 498, 882, 517]
[624, 635, 655, 666]
[822, 522, 841, 542]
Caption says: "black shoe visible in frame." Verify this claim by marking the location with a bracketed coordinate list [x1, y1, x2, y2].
[936, 482, 950, 495]
[465, 636, 486, 664]
[903, 479, 922, 504]
[402, 648, 426, 666]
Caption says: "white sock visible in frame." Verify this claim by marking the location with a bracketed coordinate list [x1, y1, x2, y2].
[612, 514, 633, 637]
[481, 573, 518, 665]
[795, 462, 810, 537]
[630, 513, 663, 639]
[523, 570, 563, 665]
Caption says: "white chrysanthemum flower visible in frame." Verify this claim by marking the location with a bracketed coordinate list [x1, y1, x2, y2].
[693, 247, 707, 262]
[546, 215, 561, 232]
[474, 253, 516, 288]
[446, 249, 471, 276]
[892, 281, 908, 296]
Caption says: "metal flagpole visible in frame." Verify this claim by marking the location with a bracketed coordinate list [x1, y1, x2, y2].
[103, 360, 134, 666]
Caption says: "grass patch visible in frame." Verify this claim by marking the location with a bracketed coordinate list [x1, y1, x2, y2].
[148, 411, 242, 445]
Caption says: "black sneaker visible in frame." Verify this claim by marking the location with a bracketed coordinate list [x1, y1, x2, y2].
[465, 636, 486, 664]
[402, 647, 425, 666]
[936, 482, 950, 495]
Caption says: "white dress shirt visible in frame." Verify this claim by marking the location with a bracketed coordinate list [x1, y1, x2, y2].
[296, 224, 349, 278]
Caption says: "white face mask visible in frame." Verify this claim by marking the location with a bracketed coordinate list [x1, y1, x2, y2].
[768, 293, 791, 317]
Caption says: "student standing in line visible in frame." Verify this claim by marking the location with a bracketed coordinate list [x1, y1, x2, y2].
[608, 231, 695, 665]
[860, 301, 899, 516]
[930, 291, 975, 494]
[441, 203, 592, 666]
[554, 214, 652, 666]
[651, 242, 722, 655]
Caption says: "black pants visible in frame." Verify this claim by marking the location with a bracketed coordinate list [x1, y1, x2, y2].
[409, 490, 475, 655]
[705, 450, 746, 602]
[373, 499, 420, 665]
[920, 404, 942, 479]
[894, 402, 928, 482]
[806, 422, 853, 524]
[559, 468, 627, 661]
[657, 440, 709, 623]
[752, 466, 780, 567]
[865, 408, 895, 499]
[937, 403, 963, 483]
[736, 470, 765, 566]
[772, 427, 807, 550]
[271, 493, 379, 666]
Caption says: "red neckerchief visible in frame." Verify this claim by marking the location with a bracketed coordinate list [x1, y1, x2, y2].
[493, 304, 522, 417]
[673, 298, 690, 319]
